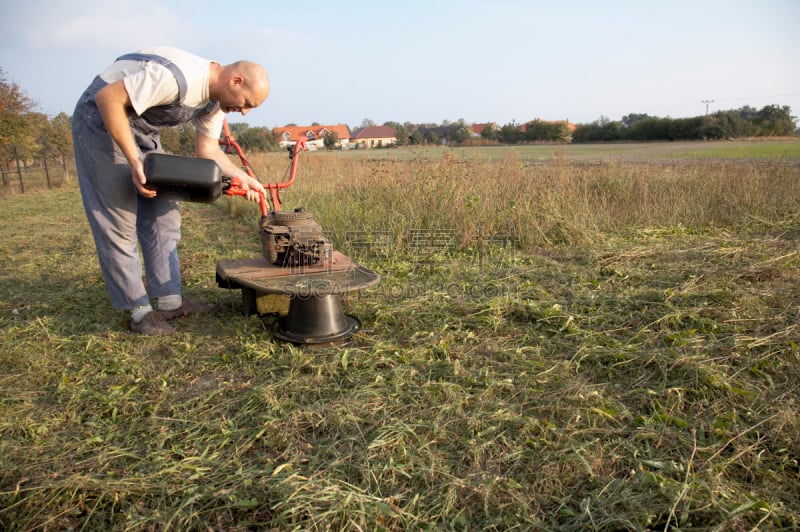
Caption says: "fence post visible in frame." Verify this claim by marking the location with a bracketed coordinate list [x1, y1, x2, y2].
[61, 151, 69, 182]
[43, 152, 51, 189]
[13, 145, 24, 193]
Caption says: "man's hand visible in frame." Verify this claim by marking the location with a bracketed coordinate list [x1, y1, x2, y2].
[95, 80, 151, 197]
[237, 174, 266, 203]
[195, 134, 265, 203]
[131, 159, 156, 198]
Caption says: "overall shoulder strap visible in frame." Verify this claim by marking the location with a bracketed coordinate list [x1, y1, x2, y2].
[116, 53, 187, 102]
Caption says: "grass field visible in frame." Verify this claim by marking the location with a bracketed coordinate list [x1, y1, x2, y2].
[336, 138, 800, 163]
[1, 140, 799, 530]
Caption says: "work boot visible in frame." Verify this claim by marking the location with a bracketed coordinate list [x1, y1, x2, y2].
[130, 311, 175, 336]
[159, 299, 217, 321]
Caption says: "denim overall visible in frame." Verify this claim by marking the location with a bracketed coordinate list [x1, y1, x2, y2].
[71, 53, 216, 311]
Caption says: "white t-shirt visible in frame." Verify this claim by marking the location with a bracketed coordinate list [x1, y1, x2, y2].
[99, 47, 224, 139]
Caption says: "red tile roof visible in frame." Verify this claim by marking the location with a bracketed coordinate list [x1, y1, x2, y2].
[351, 125, 397, 139]
[273, 124, 351, 141]
[471, 123, 497, 135]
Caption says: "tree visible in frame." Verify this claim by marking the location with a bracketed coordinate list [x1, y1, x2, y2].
[384, 121, 408, 146]
[0, 68, 36, 160]
[158, 123, 195, 155]
[237, 126, 275, 152]
[572, 103, 796, 143]
[498, 122, 522, 144]
[160, 127, 181, 154]
[227, 122, 250, 139]
[15, 112, 48, 160]
[738, 105, 759, 123]
[699, 115, 725, 140]
[480, 123, 499, 141]
[47, 113, 73, 155]
[177, 123, 196, 155]
[221, 122, 275, 153]
[713, 110, 749, 138]
[755, 105, 795, 136]
[621, 113, 651, 128]
[423, 130, 440, 145]
[524, 120, 568, 142]
[446, 119, 472, 144]
[627, 117, 667, 141]
[323, 130, 339, 150]
[572, 119, 622, 142]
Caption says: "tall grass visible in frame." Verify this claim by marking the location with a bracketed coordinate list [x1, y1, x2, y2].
[245, 147, 800, 248]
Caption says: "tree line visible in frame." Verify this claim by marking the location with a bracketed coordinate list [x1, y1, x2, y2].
[1, 69, 73, 170]
[569, 105, 797, 143]
[2, 66, 797, 164]
[261, 106, 797, 151]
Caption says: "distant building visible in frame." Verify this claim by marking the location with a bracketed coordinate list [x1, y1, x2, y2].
[272, 124, 351, 150]
[471, 123, 497, 137]
[350, 125, 398, 148]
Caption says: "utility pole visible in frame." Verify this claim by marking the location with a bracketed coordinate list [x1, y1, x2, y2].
[701, 100, 715, 116]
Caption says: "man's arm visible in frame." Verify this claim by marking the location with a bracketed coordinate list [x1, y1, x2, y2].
[94, 80, 155, 198]
[195, 133, 266, 203]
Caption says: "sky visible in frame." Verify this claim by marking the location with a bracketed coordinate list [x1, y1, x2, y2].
[1, 0, 799, 130]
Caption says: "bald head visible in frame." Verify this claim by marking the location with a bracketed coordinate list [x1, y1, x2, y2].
[230, 60, 270, 105]
[210, 60, 270, 115]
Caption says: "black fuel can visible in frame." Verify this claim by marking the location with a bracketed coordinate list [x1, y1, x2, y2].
[143, 153, 223, 203]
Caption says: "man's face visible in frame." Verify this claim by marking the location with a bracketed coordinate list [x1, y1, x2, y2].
[214, 65, 269, 115]
[219, 86, 259, 116]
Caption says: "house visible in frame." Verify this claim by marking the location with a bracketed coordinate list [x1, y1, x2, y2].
[350, 125, 398, 148]
[272, 124, 351, 150]
[471, 122, 497, 137]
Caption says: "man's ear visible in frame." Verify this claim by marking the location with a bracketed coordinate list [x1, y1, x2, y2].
[230, 75, 245, 87]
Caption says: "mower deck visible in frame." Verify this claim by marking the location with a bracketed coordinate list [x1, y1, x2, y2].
[216, 251, 380, 315]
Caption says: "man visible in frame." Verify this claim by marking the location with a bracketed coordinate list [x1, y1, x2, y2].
[72, 47, 270, 336]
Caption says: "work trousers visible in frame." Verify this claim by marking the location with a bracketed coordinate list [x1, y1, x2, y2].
[72, 77, 182, 311]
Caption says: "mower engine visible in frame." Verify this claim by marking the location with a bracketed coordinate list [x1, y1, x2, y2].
[260, 208, 332, 266]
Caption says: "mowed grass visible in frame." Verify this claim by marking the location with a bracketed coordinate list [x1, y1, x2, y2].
[1, 140, 799, 530]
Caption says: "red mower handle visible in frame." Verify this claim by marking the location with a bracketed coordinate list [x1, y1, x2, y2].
[219, 120, 308, 216]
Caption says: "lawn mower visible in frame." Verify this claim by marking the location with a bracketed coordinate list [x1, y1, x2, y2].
[143, 120, 380, 344]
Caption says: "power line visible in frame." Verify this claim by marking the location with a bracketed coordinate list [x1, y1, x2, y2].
[711, 92, 800, 103]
